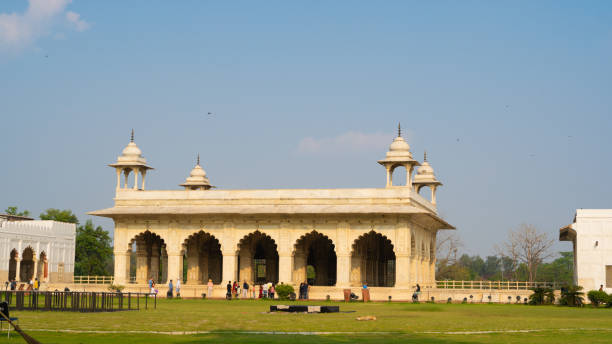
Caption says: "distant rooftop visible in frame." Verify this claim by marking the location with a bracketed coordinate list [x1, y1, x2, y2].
[0, 213, 34, 221]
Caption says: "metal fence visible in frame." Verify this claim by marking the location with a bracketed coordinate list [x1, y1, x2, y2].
[0, 291, 155, 312]
[435, 280, 560, 290]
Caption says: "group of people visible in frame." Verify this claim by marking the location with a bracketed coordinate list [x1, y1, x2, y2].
[298, 281, 310, 299]
[5, 277, 39, 291]
[166, 278, 181, 298]
[225, 280, 276, 299]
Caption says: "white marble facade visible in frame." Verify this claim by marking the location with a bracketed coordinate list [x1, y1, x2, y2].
[560, 209, 612, 292]
[91, 127, 455, 292]
[0, 219, 76, 284]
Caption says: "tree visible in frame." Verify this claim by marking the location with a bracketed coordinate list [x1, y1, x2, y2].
[496, 224, 554, 282]
[4, 206, 30, 217]
[536, 251, 574, 284]
[436, 233, 470, 280]
[39, 208, 79, 224]
[74, 220, 113, 276]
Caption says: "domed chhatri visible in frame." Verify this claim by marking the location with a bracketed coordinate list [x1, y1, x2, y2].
[109, 129, 154, 190]
[378, 123, 420, 187]
[180, 154, 213, 190]
[413, 151, 442, 205]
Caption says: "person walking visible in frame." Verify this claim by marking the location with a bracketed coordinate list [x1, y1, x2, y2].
[176, 278, 181, 297]
[207, 279, 214, 299]
[298, 282, 304, 299]
[303, 281, 309, 300]
[10, 279, 16, 291]
[258, 284, 263, 298]
[242, 281, 249, 299]
[226, 281, 232, 300]
[33, 278, 39, 291]
[167, 280, 173, 298]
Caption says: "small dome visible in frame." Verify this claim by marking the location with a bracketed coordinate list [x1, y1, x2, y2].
[121, 141, 142, 157]
[389, 136, 411, 152]
[189, 164, 207, 178]
[377, 124, 419, 167]
[180, 155, 212, 190]
[413, 153, 441, 185]
[109, 130, 152, 169]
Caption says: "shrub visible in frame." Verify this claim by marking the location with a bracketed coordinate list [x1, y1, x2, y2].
[559, 285, 584, 307]
[275, 284, 295, 300]
[108, 284, 125, 292]
[607, 293, 612, 308]
[529, 287, 555, 305]
[587, 290, 608, 307]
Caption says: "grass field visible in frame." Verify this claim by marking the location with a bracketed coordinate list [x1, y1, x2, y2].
[2, 298, 611, 343]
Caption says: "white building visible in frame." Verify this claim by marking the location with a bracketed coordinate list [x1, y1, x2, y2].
[0, 215, 76, 284]
[560, 209, 612, 292]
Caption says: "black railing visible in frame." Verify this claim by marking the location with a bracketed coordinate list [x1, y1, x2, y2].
[0, 291, 156, 312]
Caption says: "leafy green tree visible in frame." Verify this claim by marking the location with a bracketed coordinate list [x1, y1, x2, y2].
[39, 208, 79, 224]
[4, 206, 30, 217]
[75, 220, 113, 276]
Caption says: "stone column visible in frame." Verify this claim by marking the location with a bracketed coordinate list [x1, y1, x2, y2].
[116, 168, 122, 190]
[349, 255, 362, 287]
[278, 253, 292, 284]
[335, 253, 351, 288]
[150, 242, 160, 283]
[186, 247, 200, 285]
[410, 257, 417, 284]
[222, 252, 237, 283]
[167, 251, 183, 284]
[113, 251, 128, 285]
[395, 253, 411, 288]
[200, 252, 208, 283]
[293, 252, 306, 284]
[239, 249, 252, 283]
[32, 258, 38, 282]
[430, 259, 436, 285]
[141, 169, 147, 190]
[161, 247, 168, 283]
[135, 241, 149, 284]
[15, 258, 21, 282]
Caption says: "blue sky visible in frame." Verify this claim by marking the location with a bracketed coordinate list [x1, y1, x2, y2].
[1, 1, 611, 257]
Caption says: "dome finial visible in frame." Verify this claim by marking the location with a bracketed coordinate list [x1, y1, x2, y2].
[130, 129, 134, 142]
[197, 153, 200, 166]
[398, 122, 401, 137]
[424, 150, 427, 162]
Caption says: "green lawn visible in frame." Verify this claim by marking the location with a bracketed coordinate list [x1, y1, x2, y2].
[2, 299, 611, 343]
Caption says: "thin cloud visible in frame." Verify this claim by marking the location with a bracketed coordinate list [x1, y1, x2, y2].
[65, 11, 89, 32]
[0, 0, 89, 52]
[297, 131, 397, 155]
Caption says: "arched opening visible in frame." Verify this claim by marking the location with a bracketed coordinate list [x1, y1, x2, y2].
[417, 185, 431, 201]
[390, 165, 408, 186]
[293, 232, 336, 286]
[183, 231, 222, 285]
[20, 247, 35, 282]
[238, 231, 279, 285]
[128, 231, 167, 284]
[350, 231, 396, 287]
[37, 252, 48, 282]
[8, 249, 18, 281]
